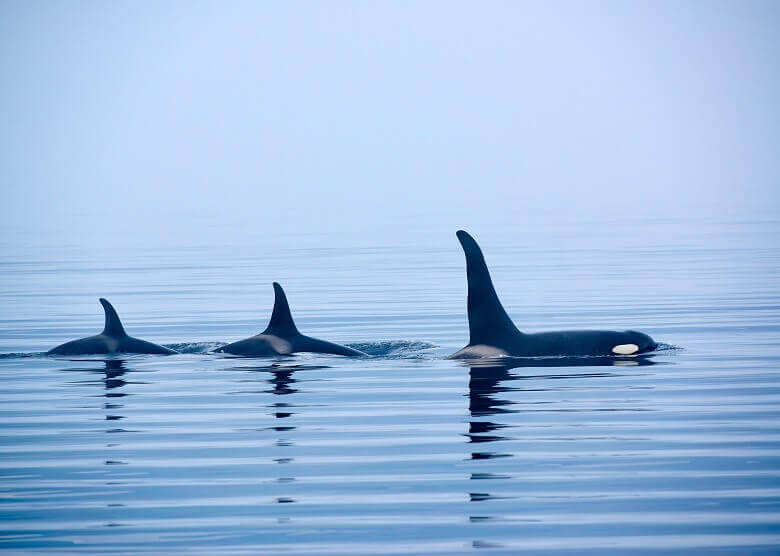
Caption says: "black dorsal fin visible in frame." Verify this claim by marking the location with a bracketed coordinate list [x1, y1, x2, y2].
[263, 282, 300, 335]
[99, 298, 127, 337]
[456, 230, 522, 346]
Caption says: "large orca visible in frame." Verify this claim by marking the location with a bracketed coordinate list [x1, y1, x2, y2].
[450, 230, 657, 359]
[48, 298, 177, 355]
[214, 283, 366, 357]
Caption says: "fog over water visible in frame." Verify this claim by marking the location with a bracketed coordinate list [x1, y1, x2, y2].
[2, 4, 780, 554]
[1, 1, 779, 247]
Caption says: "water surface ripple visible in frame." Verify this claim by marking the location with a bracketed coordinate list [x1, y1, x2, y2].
[1, 219, 779, 554]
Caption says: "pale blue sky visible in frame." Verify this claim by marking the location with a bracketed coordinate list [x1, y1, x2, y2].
[1, 1, 778, 244]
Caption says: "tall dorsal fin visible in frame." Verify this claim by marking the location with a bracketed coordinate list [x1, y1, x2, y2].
[456, 230, 522, 346]
[263, 282, 300, 335]
[99, 298, 127, 337]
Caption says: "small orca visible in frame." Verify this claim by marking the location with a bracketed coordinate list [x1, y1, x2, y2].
[214, 282, 366, 357]
[450, 230, 658, 359]
[48, 298, 177, 355]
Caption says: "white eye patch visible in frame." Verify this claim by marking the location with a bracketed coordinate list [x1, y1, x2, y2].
[612, 343, 639, 355]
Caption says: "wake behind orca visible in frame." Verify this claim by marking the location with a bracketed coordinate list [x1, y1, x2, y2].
[48, 298, 177, 355]
[450, 230, 657, 359]
[214, 282, 366, 357]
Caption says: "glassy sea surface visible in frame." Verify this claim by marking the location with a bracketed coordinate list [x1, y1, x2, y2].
[1, 217, 779, 554]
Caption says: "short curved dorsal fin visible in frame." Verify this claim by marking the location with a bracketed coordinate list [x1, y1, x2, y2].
[263, 282, 299, 335]
[99, 298, 127, 337]
[456, 230, 521, 346]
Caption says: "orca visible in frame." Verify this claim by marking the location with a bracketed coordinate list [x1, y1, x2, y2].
[450, 230, 658, 359]
[48, 298, 177, 355]
[214, 283, 366, 357]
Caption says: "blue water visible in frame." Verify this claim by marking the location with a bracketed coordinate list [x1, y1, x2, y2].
[1, 218, 780, 554]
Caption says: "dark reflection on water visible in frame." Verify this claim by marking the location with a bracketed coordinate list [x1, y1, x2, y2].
[101, 359, 128, 392]
[60, 359, 138, 396]
[467, 356, 657, 415]
[468, 365, 515, 418]
[60, 359, 135, 412]
[106, 362, 128, 432]
[466, 365, 516, 462]
[268, 367, 297, 396]
[57, 360, 139, 491]
[466, 354, 658, 370]
[466, 355, 660, 524]
[270, 369, 297, 503]
[97, 361, 131, 464]
[229, 363, 328, 397]
[226, 363, 310, 505]
[237, 363, 320, 505]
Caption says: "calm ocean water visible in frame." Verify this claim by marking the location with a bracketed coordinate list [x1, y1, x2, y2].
[1, 217, 779, 554]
